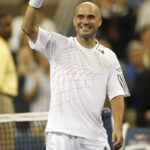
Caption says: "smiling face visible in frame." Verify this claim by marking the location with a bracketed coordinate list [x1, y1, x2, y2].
[73, 2, 102, 40]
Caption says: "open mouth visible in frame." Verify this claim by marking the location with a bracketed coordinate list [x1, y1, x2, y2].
[80, 25, 92, 30]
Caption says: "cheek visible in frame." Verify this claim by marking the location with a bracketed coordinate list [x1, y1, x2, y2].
[74, 21, 81, 29]
[75, 18, 82, 24]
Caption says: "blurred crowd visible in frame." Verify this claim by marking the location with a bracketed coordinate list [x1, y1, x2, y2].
[0, 0, 150, 128]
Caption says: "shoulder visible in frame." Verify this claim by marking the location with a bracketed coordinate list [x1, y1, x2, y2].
[52, 32, 69, 41]
[98, 44, 118, 62]
[39, 27, 70, 43]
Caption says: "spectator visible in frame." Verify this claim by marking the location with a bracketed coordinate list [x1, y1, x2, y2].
[139, 26, 150, 69]
[24, 52, 51, 112]
[0, 12, 18, 150]
[0, 12, 18, 116]
[135, 69, 150, 127]
[14, 39, 33, 113]
[123, 40, 145, 126]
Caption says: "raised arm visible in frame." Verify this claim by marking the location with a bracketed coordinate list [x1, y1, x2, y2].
[22, 0, 44, 43]
[110, 96, 124, 150]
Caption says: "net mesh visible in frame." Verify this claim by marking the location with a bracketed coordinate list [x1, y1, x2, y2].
[0, 112, 48, 150]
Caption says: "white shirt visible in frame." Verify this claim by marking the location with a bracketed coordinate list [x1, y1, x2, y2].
[29, 27, 130, 148]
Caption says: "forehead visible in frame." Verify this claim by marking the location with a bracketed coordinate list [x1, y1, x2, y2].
[75, 3, 99, 16]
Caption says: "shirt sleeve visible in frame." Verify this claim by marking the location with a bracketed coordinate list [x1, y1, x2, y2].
[28, 27, 69, 60]
[107, 53, 130, 100]
[29, 27, 50, 54]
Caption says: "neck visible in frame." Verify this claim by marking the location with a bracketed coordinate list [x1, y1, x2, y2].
[76, 35, 97, 48]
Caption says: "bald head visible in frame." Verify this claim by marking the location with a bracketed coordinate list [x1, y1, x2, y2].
[73, 1, 102, 40]
[75, 2, 101, 19]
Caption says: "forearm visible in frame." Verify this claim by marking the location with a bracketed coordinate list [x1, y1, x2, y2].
[110, 96, 124, 130]
[22, 0, 44, 42]
[22, 5, 39, 42]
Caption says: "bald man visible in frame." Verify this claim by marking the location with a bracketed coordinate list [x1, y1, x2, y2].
[22, 1, 130, 150]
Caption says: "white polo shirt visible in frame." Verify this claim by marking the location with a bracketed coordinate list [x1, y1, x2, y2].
[29, 27, 130, 148]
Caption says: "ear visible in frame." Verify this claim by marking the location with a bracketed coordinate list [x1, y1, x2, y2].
[73, 17, 76, 26]
[98, 19, 102, 28]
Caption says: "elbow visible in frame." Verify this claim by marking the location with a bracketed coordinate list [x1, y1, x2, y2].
[22, 24, 38, 41]
[22, 23, 35, 37]
[22, 25, 31, 37]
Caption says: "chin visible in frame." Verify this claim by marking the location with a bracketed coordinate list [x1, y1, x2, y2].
[81, 34, 94, 39]
[79, 30, 96, 39]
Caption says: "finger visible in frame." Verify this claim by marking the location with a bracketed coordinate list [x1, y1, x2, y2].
[113, 141, 119, 148]
[113, 140, 123, 150]
[113, 144, 122, 150]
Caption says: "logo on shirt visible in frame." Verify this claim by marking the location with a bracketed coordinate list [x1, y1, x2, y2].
[116, 67, 122, 72]
[117, 72, 130, 96]
[97, 49, 104, 54]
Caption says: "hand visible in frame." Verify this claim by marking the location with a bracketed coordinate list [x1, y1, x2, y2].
[112, 128, 123, 150]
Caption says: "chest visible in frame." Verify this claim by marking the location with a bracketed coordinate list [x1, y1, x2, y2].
[51, 48, 111, 87]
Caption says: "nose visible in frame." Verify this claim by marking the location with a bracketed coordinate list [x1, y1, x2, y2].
[82, 17, 89, 24]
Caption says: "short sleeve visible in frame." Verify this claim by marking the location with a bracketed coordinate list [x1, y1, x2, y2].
[107, 54, 130, 100]
[29, 27, 50, 53]
[28, 27, 69, 60]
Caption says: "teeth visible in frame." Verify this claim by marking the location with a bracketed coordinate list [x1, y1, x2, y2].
[81, 26, 90, 29]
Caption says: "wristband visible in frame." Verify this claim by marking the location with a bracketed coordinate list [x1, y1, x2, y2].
[29, 0, 44, 8]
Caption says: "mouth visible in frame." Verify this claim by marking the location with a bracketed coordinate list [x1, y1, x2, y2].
[80, 25, 92, 30]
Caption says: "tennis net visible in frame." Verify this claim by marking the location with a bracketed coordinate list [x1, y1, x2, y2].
[0, 112, 48, 150]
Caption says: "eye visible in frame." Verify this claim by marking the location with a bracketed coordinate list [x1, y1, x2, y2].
[87, 15, 95, 20]
[77, 15, 84, 20]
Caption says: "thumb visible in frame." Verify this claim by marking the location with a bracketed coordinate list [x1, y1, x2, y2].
[112, 132, 117, 143]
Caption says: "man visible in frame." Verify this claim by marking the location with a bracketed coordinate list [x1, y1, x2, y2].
[22, 0, 130, 150]
[0, 13, 18, 150]
[0, 12, 18, 114]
